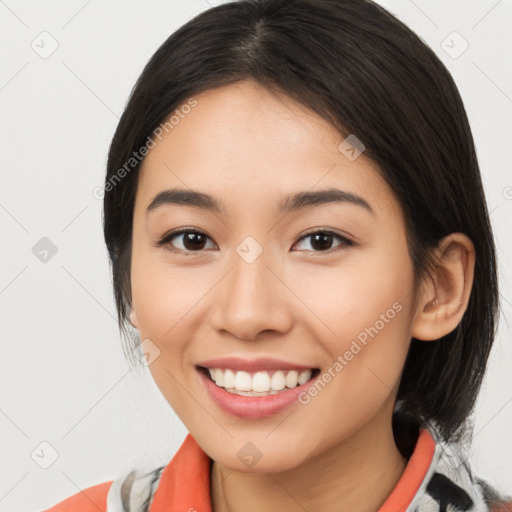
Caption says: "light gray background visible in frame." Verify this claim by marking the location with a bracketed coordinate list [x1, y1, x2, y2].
[1, 1, 511, 510]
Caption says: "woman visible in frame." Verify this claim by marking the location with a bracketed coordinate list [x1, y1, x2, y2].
[45, 0, 511, 510]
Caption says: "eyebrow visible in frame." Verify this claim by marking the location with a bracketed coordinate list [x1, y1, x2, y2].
[146, 187, 375, 216]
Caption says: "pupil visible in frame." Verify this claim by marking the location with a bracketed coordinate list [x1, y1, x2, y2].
[311, 233, 332, 251]
[184, 232, 206, 250]
[180, 232, 334, 251]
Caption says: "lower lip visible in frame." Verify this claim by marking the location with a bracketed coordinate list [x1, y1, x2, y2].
[197, 368, 319, 419]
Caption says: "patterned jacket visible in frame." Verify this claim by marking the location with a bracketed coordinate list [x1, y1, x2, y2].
[44, 419, 512, 512]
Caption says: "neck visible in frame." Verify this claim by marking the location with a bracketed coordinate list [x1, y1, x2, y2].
[211, 405, 409, 512]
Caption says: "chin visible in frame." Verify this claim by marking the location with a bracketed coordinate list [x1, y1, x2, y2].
[204, 434, 313, 474]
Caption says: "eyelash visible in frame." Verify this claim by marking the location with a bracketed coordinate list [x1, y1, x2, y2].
[154, 228, 354, 255]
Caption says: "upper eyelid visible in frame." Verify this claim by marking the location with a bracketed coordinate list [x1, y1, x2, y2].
[293, 230, 353, 250]
[157, 228, 352, 251]
[155, 228, 215, 248]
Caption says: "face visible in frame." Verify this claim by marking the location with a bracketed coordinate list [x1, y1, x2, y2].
[130, 79, 419, 473]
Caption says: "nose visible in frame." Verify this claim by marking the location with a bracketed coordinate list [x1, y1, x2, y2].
[210, 250, 293, 341]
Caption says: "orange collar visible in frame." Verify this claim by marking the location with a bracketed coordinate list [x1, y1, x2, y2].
[149, 428, 436, 512]
[149, 433, 213, 512]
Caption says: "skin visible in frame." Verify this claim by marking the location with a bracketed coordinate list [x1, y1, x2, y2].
[129, 79, 475, 512]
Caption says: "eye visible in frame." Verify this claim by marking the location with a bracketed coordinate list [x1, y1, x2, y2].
[155, 228, 216, 254]
[155, 228, 354, 255]
[292, 230, 354, 252]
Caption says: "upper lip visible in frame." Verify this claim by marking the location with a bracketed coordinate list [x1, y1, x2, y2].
[197, 356, 317, 373]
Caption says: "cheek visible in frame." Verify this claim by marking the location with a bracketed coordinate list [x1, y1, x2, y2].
[292, 294, 412, 447]
[291, 244, 414, 398]
[130, 272, 212, 382]
[290, 246, 414, 348]
[130, 237, 213, 340]
[130, 248, 209, 414]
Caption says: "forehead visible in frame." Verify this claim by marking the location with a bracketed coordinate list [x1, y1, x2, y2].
[136, 80, 402, 223]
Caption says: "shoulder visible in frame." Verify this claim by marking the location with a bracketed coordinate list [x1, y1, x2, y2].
[42, 481, 113, 512]
[412, 427, 512, 512]
[41, 451, 170, 512]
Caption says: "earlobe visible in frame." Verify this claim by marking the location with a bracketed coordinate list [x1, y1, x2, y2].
[411, 233, 475, 342]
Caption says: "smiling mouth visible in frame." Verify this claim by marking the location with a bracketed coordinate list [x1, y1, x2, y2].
[197, 366, 321, 397]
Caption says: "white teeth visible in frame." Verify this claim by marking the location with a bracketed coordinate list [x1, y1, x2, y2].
[214, 368, 224, 387]
[285, 370, 299, 388]
[226, 388, 280, 396]
[234, 371, 252, 391]
[223, 369, 235, 388]
[252, 371, 271, 392]
[298, 369, 312, 385]
[204, 367, 314, 394]
[270, 371, 286, 390]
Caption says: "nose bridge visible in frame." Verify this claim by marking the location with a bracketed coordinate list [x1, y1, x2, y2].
[231, 247, 272, 304]
[212, 241, 292, 339]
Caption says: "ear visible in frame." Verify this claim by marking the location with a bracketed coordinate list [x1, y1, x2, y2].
[129, 307, 139, 329]
[411, 233, 475, 341]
